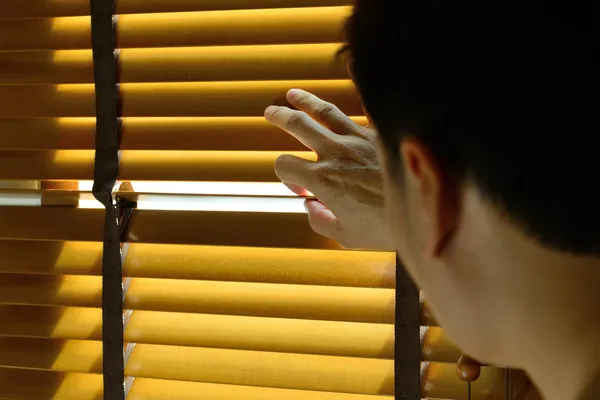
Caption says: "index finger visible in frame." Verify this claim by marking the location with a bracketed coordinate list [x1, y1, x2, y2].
[286, 89, 360, 135]
[264, 105, 334, 153]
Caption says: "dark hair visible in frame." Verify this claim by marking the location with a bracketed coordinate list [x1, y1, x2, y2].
[347, 1, 597, 255]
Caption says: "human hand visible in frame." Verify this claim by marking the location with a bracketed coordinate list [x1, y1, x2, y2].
[264, 89, 394, 250]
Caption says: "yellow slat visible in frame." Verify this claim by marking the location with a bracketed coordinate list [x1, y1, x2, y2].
[0, 305, 394, 359]
[0, 274, 394, 323]
[0, 7, 351, 51]
[0, 80, 360, 117]
[0, 44, 347, 85]
[0, 150, 316, 181]
[0, 358, 528, 400]
[0, 0, 353, 19]
[421, 326, 461, 363]
[0, 368, 392, 400]
[0, 240, 395, 288]
[0, 207, 339, 248]
[0, 116, 368, 151]
[0, 338, 395, 395]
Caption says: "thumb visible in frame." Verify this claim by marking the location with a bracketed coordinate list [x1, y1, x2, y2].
[304, 199, 340, 240]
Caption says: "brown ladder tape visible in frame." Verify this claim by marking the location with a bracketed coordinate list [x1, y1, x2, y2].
[89, 0, 124, 399]
[396, 253, 421, 399]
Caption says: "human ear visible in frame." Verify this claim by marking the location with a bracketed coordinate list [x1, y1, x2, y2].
[399, 137, 459, 258]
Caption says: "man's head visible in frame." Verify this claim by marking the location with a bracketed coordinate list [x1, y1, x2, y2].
[346, 1, 597, 364]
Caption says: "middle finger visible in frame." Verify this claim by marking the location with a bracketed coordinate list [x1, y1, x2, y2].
[264, 105, 334, 154]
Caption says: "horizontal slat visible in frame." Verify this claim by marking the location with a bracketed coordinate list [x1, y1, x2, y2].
[421, 326, 461, 363]
[0, 369, 392, 400]
[0, 150, 314, 181]
[0, 116, 367, 151]
[0, 305, 394, 359]
[0, 0, 352, 19]
[0, 338, 394, 395]
[0, 351, 526, 400]
[0, 80, 360, 117]
[0, 368, 539, 400]
[0, 7, 350, 51]
[0, 44, 347, 84]
[0, 207, 338, 248]
[0, 240, 395, 288]
[0, 274, 394, 323]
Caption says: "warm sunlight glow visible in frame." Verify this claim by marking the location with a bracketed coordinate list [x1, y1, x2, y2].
[53, 150, 94, 162]
[57, 117, 96, 126]
[135, 195, 306, 213]
[121, 42, 343, 60]
[77, 192, 306, 213]
[55, 83, 94, 93]
[119, 79, 353, 92]
[129, 181, 299, 196]
[78, 181, 307, 196]
[50, 16, 91, 32]
[51, 49, 93, 63]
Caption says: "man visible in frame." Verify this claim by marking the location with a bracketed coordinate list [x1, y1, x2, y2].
[264, 1, 599, 399]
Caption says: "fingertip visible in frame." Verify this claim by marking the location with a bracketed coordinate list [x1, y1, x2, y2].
[264, 105, 278, 119]
[304, 198, 327, 213]
[286, 89, 301, 102]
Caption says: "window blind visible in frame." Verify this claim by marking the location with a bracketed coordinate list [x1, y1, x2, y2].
[0, 1, 527, 399]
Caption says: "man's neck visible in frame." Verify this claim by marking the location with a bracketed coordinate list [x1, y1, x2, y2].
[509, 256, 600, 400]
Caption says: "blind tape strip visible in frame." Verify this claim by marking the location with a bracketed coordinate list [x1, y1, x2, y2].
[90, 1, 124, 399]
[395, 253, 421, 399]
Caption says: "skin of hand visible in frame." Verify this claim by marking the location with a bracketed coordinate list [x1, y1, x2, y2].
[264, 88, 394, 250]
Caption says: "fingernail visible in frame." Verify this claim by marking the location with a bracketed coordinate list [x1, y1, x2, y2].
[287, 89, 300, 101]
[264, 105, 278, 118]
[304, 200, 309, 212]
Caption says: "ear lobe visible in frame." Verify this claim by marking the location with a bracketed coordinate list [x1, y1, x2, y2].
[400, 138, 459, 258]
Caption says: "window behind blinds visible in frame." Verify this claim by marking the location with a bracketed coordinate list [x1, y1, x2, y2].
[0, 1, 526, 399]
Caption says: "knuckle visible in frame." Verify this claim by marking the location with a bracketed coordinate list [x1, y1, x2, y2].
[274, 154, 291, 171]
[314, 162, 336, 183]
[284, 111, 307, 131]
[313, 102, 337, 120]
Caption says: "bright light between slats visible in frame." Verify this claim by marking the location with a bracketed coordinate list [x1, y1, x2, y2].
[130, 181, 299, 196]
[78, 180, 300, 196]
[138, 195, 305, 213]
[0, 193, 41, 207]
[77, 193, 306, 213]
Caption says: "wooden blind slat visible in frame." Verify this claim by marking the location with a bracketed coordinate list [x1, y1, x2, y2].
[0, 357, 520, 400]
[0, 305, 394, 359]
[0, 274, 395, 323]
[0, 150, 315, 182]
[0, 240, 395, 288]
[0, 207, 338, 248]
[0, 117, 367, 151]
[421, 327, 461, 363]
[0, 7, 350, 51]
[0, 0, 352, 19]
[0, 80, 360, 118]
[0, 44, 347, 85]
[0, 368, 392, 400]
[0, 337, 395, 395]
